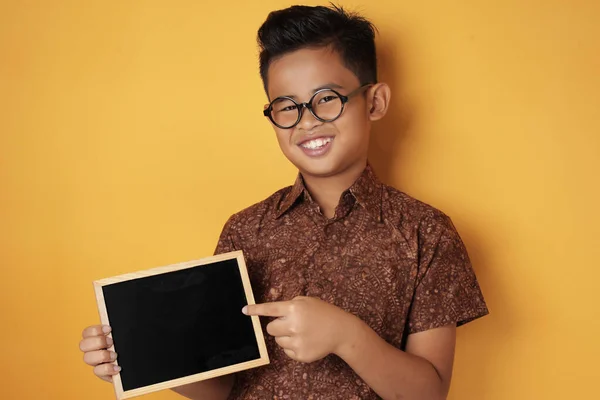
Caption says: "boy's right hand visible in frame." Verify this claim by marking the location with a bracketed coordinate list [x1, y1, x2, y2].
[79, 325, 121, 382]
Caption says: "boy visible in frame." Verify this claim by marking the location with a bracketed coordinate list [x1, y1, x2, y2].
[79, 5, 488, 399]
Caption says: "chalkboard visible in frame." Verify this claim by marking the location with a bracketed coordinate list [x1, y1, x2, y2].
[94, 250, 269, 399]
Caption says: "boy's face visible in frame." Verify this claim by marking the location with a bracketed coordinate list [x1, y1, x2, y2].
[265, 47, 373, 179]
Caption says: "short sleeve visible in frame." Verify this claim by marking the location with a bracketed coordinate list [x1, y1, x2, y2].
[213, 216, 237, 255]
[407, 213, 489, 334]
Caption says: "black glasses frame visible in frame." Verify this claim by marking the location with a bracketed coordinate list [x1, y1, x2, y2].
[263, 83, 373, 129]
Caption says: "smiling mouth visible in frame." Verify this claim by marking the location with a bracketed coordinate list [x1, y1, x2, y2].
[298, 137, 333, 150]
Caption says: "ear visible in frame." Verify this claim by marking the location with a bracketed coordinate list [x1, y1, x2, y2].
[367, 83, 391, 121]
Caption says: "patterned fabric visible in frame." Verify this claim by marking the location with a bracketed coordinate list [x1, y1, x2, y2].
[215, 164, 488, 399]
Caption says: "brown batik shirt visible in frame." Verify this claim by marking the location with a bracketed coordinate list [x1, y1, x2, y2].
[215, 164, 488, 400]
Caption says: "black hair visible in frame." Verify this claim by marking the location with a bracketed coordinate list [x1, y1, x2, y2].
[257, 4, 377, 92]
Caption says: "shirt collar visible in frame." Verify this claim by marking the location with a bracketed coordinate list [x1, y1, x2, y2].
[275, 173, 307, 219]
[275, 163, 384, 221]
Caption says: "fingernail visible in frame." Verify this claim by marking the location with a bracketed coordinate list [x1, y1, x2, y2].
[102, 326, 111, 334]
[110, 352, 117, 361]
[106, 337, 113, 346]
[242, 306, 248, 315]
[114, 365, 121, 372]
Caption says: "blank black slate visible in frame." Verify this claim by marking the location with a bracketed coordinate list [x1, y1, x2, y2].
[101, 258, 260, 391]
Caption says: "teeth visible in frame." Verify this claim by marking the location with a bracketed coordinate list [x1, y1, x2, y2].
[301, 137, 332, 150]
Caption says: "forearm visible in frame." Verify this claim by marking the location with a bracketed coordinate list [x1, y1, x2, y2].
[170, 374, 235, 400]
[336, 317, 447, 400]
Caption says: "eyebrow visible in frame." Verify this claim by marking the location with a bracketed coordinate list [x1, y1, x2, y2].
[279, 83, 345, 100]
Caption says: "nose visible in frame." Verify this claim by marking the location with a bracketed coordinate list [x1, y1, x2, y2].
[297, 103, 322, 131]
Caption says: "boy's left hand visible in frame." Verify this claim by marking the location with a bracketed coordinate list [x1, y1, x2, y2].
[243, 296, 357, 363]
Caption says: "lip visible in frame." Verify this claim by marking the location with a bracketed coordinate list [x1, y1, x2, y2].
[296, 135, 334, 146]
[297, 136, 334, 157]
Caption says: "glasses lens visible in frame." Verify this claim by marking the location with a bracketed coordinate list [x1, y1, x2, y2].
[312, 90, 343, 121]
[270, 98, 299, 128]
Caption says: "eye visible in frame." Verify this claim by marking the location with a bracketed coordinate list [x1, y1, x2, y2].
[278, 105, 298, 112]
[318, 96, 338, 104]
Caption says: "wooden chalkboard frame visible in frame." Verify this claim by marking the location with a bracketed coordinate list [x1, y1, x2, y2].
[93, 250, 269, 399]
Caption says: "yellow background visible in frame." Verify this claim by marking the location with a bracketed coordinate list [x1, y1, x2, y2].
[1, 0, 599, 399]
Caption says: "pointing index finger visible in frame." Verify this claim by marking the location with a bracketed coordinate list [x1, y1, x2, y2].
[243, 301, 289, 317]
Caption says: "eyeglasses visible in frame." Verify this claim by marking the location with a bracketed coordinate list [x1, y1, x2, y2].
[263, 83, 373, 129]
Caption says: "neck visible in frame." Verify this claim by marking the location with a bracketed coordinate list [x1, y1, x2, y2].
[302, 161, 367, 219]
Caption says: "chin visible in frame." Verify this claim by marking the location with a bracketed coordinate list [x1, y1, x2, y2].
[293, 157, 347, 178]
[282, 145, 364, 179]
[299, 165, 338, 178]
